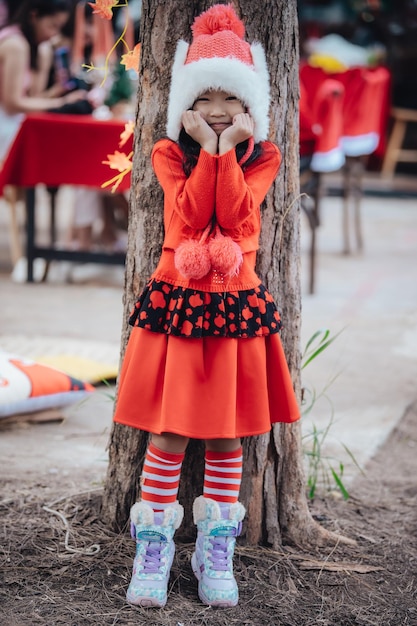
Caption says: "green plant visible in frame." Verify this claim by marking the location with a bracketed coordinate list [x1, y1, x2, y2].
[301, 328, 364, 500]
[98, 378, 116, 402]
[105, 62, 134, 108]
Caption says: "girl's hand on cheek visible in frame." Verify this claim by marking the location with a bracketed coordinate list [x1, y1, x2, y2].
[219, 113, 254, 154]
[181, 111, 218, 155]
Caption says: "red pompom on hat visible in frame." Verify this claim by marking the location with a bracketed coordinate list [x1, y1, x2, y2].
[192, 5, 245, 38]
[187, 4, 251, 65]
[166, 4, 270, 143]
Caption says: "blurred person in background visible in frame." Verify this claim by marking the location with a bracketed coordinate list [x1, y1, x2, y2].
[0, 1, 8, 27]
[40, 0, 104, 109]
[0, 0, 89, 163]
[47, 0, 129, 253]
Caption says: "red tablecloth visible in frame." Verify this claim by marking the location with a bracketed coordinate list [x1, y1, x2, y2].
[0, 112, 132, 193]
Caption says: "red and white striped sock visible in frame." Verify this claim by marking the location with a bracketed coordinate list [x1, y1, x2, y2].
[140, 442, 184, 512]
[203, 447, 243, 504]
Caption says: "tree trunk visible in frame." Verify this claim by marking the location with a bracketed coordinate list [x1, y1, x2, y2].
[102, 0, 340, 548]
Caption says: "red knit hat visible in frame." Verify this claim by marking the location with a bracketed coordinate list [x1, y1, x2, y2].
[166, 4, 270, 143]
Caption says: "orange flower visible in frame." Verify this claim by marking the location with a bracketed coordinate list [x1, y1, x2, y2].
[102, 150, 132, 172]
[88, 0, 118, 20]
[120, 43, 141, 73]
[101, 149, 133, 192]
[119, 121, 134, 147]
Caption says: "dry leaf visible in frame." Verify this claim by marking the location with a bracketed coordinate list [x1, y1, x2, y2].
[298, 559, 384, 573]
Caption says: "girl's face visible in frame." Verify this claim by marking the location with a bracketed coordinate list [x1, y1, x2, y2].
[31, 11, 69, 44]
[192, 90, 246, 135]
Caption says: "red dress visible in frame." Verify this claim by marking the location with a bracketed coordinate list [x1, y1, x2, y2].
[113, 139, 300, 439]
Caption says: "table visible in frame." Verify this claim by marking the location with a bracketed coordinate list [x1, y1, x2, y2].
[0, 112, 132, 281]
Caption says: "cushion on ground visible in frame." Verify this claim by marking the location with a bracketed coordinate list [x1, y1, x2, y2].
[0, 351, 95, 418]
[0, 335, 119, 384]
[35, 354, 118, 385]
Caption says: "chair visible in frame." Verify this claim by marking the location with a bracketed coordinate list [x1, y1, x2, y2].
[300, 162, 321, 295]
[299, 73, 345, 294]
[381, 107, 417, 176]
[1, 184, 59, 280]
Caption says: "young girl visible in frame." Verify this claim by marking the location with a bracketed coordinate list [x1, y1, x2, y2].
[113, 4, 300, 609]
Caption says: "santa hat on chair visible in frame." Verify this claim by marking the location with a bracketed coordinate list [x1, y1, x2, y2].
[166, 4, 271, 143]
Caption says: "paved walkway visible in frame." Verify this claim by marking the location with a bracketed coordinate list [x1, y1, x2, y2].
[301, 186, 417, 484]
[0, 177, 416, 492]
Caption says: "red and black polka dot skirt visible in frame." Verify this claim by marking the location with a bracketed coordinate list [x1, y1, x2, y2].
[129, 279, 283, 338]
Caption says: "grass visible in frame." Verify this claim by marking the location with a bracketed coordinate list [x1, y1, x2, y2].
[301, 328, 364, 500]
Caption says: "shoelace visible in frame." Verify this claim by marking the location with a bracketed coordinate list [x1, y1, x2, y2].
[141, 541, 164, 574]
[209, 536, 233, 572]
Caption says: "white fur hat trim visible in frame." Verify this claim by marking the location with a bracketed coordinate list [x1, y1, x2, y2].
[166, 40, 271, 143]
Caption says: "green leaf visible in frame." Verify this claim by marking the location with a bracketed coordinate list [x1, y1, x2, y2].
[301, 327, 345, 369]
[340, 442, 366, 476]
[330, 467, 350, 500]
[303, 328, 330, 355]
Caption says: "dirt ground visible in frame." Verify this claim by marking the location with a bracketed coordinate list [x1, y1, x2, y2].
[1, 401, 416, 626]
[1, 178, 416, 625]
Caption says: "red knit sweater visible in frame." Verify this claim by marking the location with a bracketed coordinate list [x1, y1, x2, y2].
[150, 138, 282, 292]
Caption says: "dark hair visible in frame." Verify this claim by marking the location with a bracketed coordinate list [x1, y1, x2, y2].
[61, 1, 93, 40]
[10, 0, 72, 69]
[178, 128, 262, 177]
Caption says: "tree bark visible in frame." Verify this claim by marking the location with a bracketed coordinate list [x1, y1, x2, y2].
[102, 0, 342, 548]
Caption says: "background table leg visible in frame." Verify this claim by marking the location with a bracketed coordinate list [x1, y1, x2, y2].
[26, 188, 36, 283]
